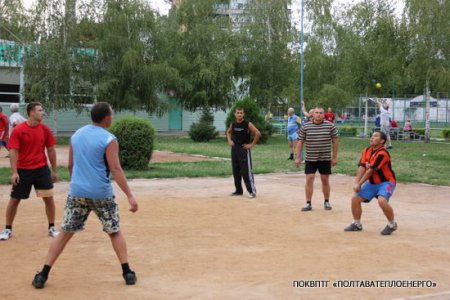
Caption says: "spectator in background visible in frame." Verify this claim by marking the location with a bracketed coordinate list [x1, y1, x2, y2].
[324, 107, 336, 123]
[0, 106, 8, 153]
[9, 103, 26, 136]
[391, 119, 398, 128]
[403, 119, 412, 132]
[339, 112, 346, 124]
[286, 108, 302, 160]
[375, 114, 381, 129]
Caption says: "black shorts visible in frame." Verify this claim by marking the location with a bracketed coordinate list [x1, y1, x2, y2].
[305, 160, 332, 175]
[10, 166, 54, 199]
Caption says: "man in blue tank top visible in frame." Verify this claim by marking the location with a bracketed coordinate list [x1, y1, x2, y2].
[286, 107, 301, 160]
[32, 102, 139, 289]
[226, 107, 261, 199]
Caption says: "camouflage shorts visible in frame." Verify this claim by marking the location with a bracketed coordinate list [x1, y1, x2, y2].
[62, 196, 120, 234]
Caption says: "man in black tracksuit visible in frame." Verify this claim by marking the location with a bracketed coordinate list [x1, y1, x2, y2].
[226, 107, 261, 199]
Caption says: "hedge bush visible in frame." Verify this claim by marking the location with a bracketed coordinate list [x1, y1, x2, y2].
[189, 109, 219, 142]
[442, 129, 450, 139]
[339, 126, 357, 136]
[225, 97, 273, 144]
[414, 128, 425, 135]
[109, 116, 155, 170]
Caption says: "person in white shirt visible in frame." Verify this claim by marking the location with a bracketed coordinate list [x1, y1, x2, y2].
[377, 99, 392, 149]
[9, 103, 26, 137]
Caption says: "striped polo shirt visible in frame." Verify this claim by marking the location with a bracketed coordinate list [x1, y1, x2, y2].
[298, 120, 339, 161]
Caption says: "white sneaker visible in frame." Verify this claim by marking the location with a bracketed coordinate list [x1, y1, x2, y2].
[48, 227, 60, 238]
[0, 229, 12, 241]
[248, 193, 256, 199]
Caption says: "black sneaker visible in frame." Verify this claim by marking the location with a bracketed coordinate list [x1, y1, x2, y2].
[229, 191, 243, 196]
[123, 271, 137, 285]
[32, 272, 47, 289]
[344, 223, 362, 232]
[387, 145, 393, 149]
[324, 201, 332, 210]
[301, 203, 312, 211]
[381, 222, 397, 235]
[287, 154, 294, 160]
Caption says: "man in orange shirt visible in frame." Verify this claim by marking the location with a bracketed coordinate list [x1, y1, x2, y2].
[344, 130, 397, 235]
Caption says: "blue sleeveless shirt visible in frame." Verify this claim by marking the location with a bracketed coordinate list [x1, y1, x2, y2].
[69, 124, 116, 199]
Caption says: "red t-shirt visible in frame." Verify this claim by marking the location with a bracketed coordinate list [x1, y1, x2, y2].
[324, 112, 335, 123]
[7, 122, 56, 169]
[0, 112, 8, 141]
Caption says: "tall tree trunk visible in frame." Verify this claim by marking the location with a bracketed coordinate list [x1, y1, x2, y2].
[424, 81, 431, 143]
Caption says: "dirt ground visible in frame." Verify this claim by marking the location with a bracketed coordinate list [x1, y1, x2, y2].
[0, 169, 449, 300]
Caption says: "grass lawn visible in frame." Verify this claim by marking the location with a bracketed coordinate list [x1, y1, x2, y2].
[0, 135, 448, 186]
[151, 135, 449, 186]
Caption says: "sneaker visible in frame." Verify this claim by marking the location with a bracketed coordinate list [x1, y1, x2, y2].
[32, 272, 47, 289]
[387, 145, 393, 149]
[324, 201, 332, 210]
[229, 191, 243, 196]
[0, 229, 12, 241]
[301, 203, 312, 211]
[123, 271, 137, 285]
[344, 223, 363, 232]
[381, 222, 397, 235]
[248, 193, 256, 199]
[48, 227, 60, 238]
[287, 154, 294, 160]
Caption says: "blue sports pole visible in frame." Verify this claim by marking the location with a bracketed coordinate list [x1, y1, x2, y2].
[300, 0, 304, 118]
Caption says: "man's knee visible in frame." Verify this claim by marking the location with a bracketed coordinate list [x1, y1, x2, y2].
[352, 195, 364, 204]
[305, 175, 315, 184]
[320, 175, 330, 185]
[8, 198, 21, 207]
[377, 196, 389, 206]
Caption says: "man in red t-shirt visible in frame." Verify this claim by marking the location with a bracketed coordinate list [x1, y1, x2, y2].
[0, 106, 9, 153]
[324, 107, 335, 123]
[344, 130, 397, 235]
[0, 102, 60, 241]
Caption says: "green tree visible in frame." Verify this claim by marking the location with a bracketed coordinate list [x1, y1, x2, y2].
[96, 0, 178, 113]
[162, 0, 240, 111]
[240, 0, 296, 111]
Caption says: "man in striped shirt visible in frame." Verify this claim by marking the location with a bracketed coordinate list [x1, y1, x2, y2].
[295, 106, 339, 211]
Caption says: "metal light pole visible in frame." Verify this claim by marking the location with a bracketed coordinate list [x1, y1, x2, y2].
[299, 0, 304, 118]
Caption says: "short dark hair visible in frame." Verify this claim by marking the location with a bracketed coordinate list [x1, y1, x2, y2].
[26, 102, 43, 116]
[235, 107, 244, 112]
[91, 102, 112, 123]
[314, 106, 324, 111]
[374, 130, 387, 144]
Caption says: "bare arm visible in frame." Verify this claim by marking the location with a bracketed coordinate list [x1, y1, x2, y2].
[243, 122, 261, 149]
[226, 124, 234, 147]
[354, 168, 374, 193]
[301, 102, 309, 118]
[68, 145, 73, 177]
[331, 137, 339, 166]
[9, 149, 19, 185]
[353, 166, 366, 192]
[106, 140, 138, 213]
[294, 139, 304, 167]
[47, 146, 57, 182]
